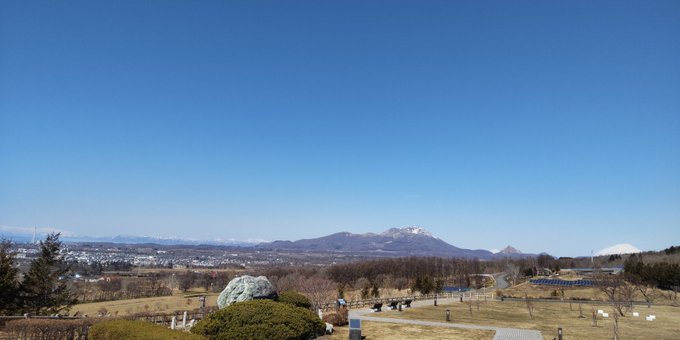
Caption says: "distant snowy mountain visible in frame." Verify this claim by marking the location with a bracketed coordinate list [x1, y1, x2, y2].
[66, 234, 262, 247]
[0, 225, 261, 247]
[381, 226, 434, 238]
[595, 243, 641, 256]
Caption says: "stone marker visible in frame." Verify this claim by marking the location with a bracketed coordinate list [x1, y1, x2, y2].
[349, 319, 362, 340]
[633, 312, 639, 317]
[217, 275, 277, 309]
[602, 313, 609, 318]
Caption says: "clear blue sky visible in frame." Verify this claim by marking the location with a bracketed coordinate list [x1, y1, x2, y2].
[1, 1, 678, 256]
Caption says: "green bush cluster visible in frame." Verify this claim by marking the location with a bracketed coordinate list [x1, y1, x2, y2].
[191, 300, 324, 340]
[89, 320, 204, 340]
[276, 291, 312, 309]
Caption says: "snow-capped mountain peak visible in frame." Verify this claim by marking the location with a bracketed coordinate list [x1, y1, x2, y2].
[381, 226, 434, 238]
[595, 243, 641, 256]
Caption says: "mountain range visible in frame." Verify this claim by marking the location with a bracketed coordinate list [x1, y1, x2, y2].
[0, 226, 262, 247]
[2, 225, 537, 259]
[257, 226, 535, 259]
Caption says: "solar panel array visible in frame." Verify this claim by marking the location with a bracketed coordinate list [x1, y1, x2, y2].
[442, 286, 472, 292]
[529, 279, 594, 287]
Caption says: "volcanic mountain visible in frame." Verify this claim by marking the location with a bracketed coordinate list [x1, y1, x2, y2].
[257, 226, 495, 259]
[595, 243, 642, 256]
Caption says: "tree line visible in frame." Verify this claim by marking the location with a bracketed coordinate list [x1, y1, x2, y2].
[624, 253, 680, 291]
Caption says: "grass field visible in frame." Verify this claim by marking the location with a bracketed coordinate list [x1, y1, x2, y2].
[69, 279, 679, 339]
[325, 320, 494, 340]
[501, 281, 605, 300]
[386, 300, 680, 339]
[501, 280, 676, 305]
[70, 291, 220, 316]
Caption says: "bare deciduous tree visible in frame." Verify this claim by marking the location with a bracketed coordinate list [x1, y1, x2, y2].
[612, 308, 620, 340]
[631, 280, 657, 308]
[464, 299, 473, 318]
[505, 263, 521, 286]
[274, 273, 302, 292]
[524, 292, 534, 320]
[297, 276, 336, 310]
[596, 274, 633, 316]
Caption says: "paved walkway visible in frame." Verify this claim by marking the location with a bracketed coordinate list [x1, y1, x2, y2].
[349, 297, 543, 340]
[494, 272, 510, 289]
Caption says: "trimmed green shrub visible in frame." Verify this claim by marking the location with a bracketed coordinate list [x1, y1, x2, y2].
[89, 320, 204, 340]
[191, 300, 325, 340]
[277, 291, 312, 309]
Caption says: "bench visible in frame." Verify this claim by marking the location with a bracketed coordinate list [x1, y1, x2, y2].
[403, 299, 412, 308]
[388, 301, 399, 310]
[371, 303, 383, 312]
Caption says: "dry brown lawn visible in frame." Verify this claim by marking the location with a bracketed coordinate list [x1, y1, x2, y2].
[325, 320, 493, 340]
[501, 281, 605, 300]
[387, 300, 680, 339]
[501, 280, 675, 305]
[70, 292, 219, 316]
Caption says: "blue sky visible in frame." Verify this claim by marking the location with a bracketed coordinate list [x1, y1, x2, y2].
[1, 1, 678, 256]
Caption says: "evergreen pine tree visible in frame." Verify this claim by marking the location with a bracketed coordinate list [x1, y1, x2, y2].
[20, 233, 77, 315]
[0, 240, 20, 314]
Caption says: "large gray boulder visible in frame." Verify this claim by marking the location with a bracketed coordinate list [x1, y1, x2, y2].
[217, 275, 277, 309]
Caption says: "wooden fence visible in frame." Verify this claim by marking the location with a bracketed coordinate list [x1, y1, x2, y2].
[320, 291, 495, 311]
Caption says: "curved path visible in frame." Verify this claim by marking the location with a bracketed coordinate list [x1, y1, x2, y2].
[348, 297, 542, 340]
[493, 272, 510, 289]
